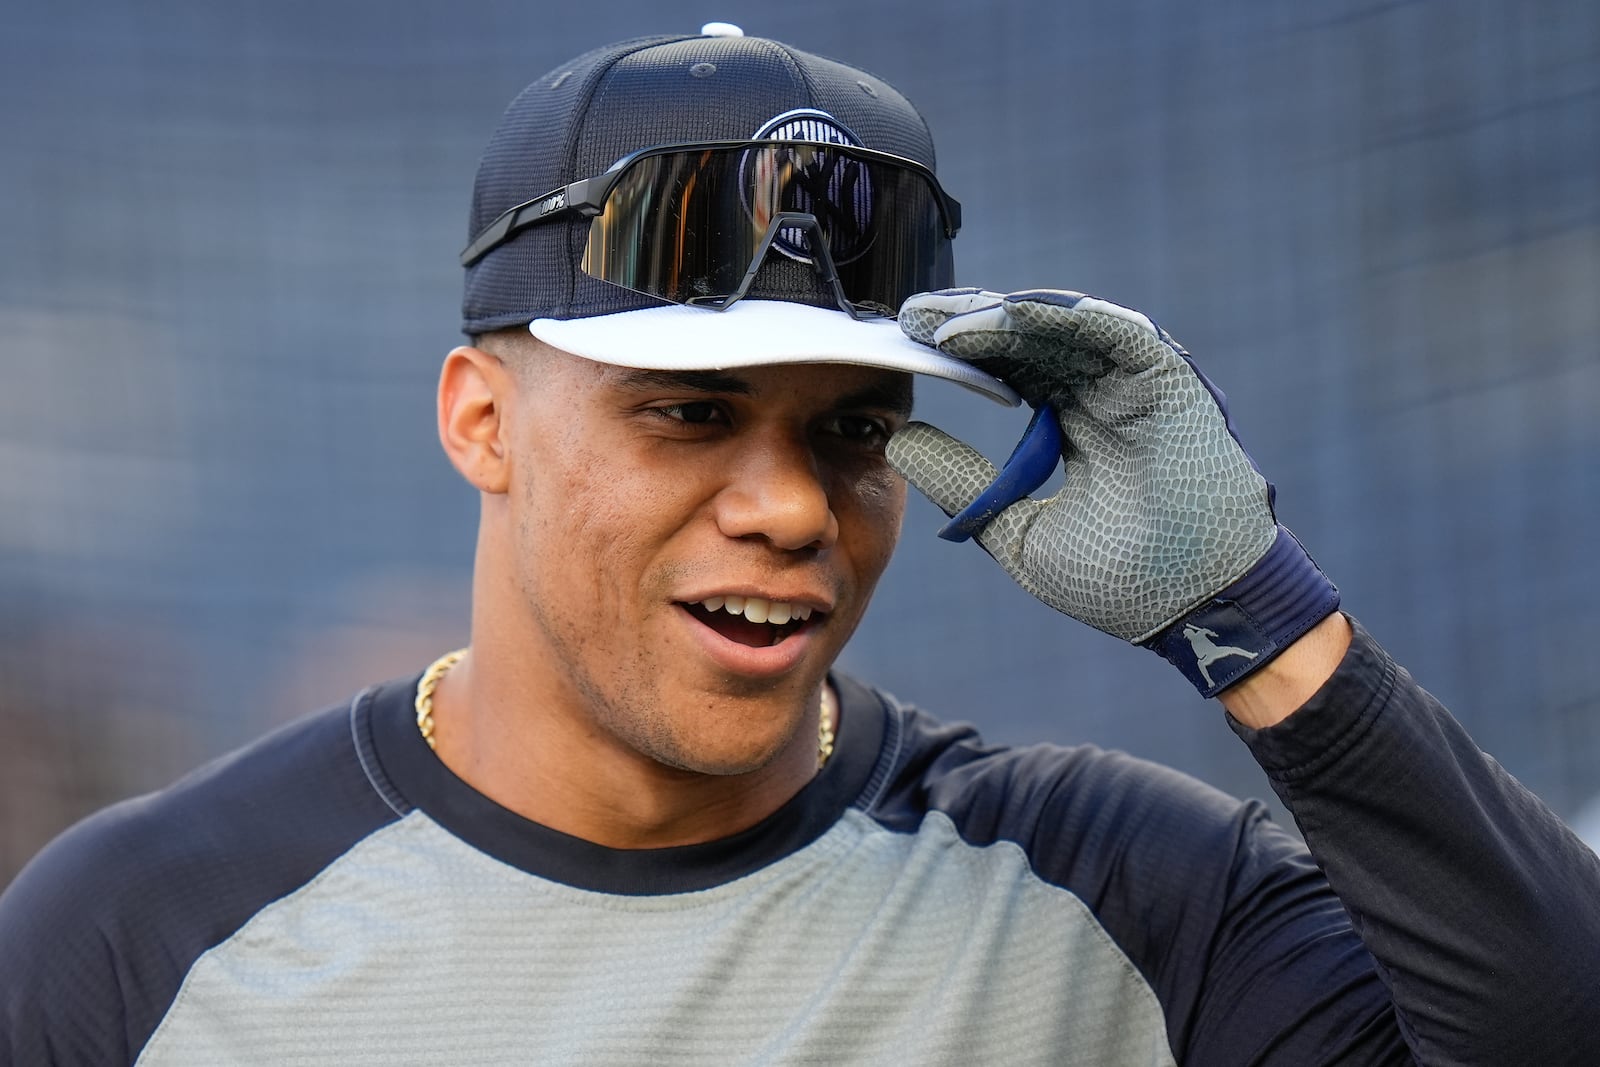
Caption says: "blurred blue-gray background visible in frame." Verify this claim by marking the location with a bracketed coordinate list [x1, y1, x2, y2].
[3, 0, 1598, 883]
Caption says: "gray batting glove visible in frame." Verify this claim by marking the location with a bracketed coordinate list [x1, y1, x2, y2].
[887, 288, 1339, 698]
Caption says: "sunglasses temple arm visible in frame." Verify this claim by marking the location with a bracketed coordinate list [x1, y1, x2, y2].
[713, 212, 863, 320]
[459, 177, 608, 267]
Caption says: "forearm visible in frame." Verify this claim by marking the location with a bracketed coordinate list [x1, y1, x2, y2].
[1231, 620, 1600, 1065]
[1218, 611, 1351, 728]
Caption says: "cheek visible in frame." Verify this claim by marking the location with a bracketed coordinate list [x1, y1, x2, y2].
[515, 435, 699, 608]
[838, 465, 907, 575]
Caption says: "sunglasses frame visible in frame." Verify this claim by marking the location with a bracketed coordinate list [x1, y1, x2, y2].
[459, 139, 963, 270]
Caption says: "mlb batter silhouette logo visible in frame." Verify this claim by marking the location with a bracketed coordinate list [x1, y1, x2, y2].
[1183, 625, 1259, 689]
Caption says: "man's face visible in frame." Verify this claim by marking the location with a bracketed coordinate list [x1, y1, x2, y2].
[498, 343, 910, 776]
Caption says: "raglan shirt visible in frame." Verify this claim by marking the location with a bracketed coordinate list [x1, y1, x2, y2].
[2, 619, 1597, 1065]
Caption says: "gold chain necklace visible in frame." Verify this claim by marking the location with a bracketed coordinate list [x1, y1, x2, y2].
[413, 648, 465, 751]
[416, 649, 836, 769]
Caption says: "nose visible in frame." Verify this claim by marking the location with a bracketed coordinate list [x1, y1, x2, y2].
[713, 434, 839, 552]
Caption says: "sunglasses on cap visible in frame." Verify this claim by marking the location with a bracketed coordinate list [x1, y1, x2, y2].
[460, 140, 962, 320]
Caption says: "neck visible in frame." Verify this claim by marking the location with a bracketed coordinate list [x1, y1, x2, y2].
[428, 650, 832, 849]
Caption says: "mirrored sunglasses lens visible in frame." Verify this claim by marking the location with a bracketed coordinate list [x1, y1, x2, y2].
[580, 145, 949, 312]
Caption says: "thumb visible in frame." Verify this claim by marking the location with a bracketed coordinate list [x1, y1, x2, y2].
[887, 422, 1041, 576]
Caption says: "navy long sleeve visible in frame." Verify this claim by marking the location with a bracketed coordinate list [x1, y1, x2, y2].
[1234, 620, 1600, 1063]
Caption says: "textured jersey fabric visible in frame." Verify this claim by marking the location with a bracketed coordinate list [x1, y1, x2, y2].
[2, 619, 1597, 1065]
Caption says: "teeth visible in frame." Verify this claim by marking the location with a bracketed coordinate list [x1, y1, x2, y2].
[696, 596, 817, 625]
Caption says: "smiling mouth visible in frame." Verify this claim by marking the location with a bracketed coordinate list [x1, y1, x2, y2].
[681, 596, 821, 648]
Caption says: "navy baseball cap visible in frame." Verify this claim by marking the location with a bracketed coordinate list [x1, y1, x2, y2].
[461, 24, 1019, 405]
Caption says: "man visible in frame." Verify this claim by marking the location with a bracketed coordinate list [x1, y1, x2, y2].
[2, 25, 1597, 1066]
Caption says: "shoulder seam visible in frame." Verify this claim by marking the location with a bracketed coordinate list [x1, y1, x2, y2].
[349, 685, 411, 818]
[845, 807, 1174, 1062]
[853, 690, 905, 816]
[136, 812, 429, 1062]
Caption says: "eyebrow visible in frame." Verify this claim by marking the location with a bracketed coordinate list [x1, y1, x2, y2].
[835, 377, 914, 417]
[612, 369, 754, 395]
[610, 366, 913, 416]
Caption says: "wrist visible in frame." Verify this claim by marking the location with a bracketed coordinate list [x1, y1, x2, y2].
[1145, 526, 1340, 698]
[1219, 612, 1352, 728]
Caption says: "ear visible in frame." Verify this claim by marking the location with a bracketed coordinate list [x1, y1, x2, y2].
[438, 345, 514, 494]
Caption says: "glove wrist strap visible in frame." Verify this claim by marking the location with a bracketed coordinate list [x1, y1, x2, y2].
[1145, 526, 1340, 698]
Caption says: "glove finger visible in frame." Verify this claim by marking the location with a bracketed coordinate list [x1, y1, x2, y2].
[1005, 293, 1245, 459]
[927, 301, 1101, 406]
[897, 288, 1006, 347]
[888, 421, 1044, 578]
[1002, 291, 1182, 377]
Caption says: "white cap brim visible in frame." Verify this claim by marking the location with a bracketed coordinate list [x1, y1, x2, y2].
[528, 302, 1020, 406]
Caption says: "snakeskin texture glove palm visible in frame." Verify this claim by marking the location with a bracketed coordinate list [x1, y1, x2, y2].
[886, 288, 1339, 697]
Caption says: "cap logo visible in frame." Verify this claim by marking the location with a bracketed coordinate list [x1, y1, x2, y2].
[742, 109, 874, 266]
[751, 108, 862, 146]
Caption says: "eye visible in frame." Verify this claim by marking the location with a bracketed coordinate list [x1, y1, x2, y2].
[827, 414, 893, 445]
[652, 400, 728, 426]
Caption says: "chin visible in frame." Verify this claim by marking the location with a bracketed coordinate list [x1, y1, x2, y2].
[669, 751, 783, 778]
[650, 700, 810, 777]
[658, 730, 796, 777]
